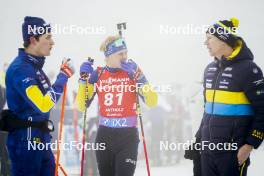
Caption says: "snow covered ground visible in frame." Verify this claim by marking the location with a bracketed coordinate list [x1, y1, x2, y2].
[135, 149, 264, 176]
[135, 160, 193, 176]
[61, 148, 263, 176]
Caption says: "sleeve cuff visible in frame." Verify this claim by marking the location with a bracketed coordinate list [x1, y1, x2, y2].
[246, 135, 263, 149]
[54, 72, 68, 87]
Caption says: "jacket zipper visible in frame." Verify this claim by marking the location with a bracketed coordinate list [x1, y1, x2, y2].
[209, 62, 224, 141]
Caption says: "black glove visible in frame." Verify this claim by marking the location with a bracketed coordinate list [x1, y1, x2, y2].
[184, 138, 201, 160]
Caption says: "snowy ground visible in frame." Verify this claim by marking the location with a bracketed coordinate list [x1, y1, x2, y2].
[61, 149, 263, 176]
[135, 160, 193, 176]
[136, 149, 264, 176]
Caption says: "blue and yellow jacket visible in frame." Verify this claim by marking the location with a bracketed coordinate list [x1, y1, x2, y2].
[5, 48, 68, 144]
[197, 39, 264, 150]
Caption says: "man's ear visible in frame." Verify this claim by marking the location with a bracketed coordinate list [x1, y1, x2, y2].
[29, 36, 37, 46]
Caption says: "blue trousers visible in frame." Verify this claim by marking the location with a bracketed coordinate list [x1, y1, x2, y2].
[8, 141, 55, 176]
[201, 152, 249, 176]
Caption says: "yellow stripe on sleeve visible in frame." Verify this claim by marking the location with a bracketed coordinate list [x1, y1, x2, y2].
[26, 85, 55, 113]
[139, 84, 158, 108]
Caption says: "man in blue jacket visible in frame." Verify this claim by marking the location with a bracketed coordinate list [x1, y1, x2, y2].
[195, 18, 264, 176]
[4, 16, 74, 176]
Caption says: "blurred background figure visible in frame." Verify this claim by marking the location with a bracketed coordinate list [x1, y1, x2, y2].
[0, 63, 10, 176]
[0, 63, 8, 88]
[148, 105, 166, 166]
[165, 93, 185, 165]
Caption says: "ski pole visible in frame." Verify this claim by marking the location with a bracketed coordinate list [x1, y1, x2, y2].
[117, 22, 126, 37]
[54, 155, 68, 176]
[58, 163, 68, 176]
[80, 57, 94, 176]
[80, 89, 87, 176]
[73, 92, 79, 142]
[137, 96, 151, 176]
[55, 84, 67, 176]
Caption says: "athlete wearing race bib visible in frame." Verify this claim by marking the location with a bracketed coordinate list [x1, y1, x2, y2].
[77, 36, 158, 176]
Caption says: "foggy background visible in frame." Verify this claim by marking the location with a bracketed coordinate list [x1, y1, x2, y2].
[0, 0, 264, 175]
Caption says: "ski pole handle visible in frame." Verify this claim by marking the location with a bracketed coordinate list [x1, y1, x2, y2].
[117, 22, 126, 37]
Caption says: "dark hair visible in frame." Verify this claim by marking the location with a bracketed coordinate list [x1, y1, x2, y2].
[23, 35, 41, 48]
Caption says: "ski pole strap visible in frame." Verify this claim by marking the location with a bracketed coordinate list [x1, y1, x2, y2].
[99, 116, 137, 128]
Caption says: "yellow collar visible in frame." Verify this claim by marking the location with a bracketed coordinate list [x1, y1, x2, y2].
[227, 40, 242, 60]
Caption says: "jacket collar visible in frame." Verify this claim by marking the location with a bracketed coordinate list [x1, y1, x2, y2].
[19, 48, 46, 69]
